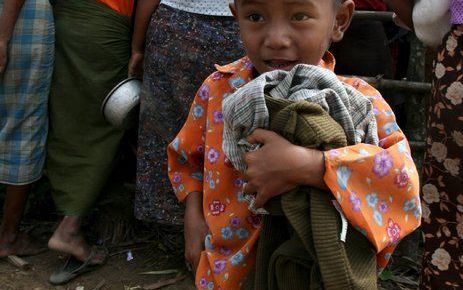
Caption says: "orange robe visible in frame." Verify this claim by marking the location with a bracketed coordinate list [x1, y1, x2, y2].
[98, 0, 134, 16]
[167, 54, 421, 289]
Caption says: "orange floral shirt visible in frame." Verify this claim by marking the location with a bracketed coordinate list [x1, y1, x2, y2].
[167, 54, 421, 289]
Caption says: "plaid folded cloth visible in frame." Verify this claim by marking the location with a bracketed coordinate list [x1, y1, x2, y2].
[222, 64, 379, 173]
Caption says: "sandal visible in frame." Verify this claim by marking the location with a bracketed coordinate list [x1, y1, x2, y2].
[49, 246, 107, 285]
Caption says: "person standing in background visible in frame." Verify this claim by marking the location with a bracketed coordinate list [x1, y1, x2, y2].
[46, 0, 133, 284]
[387, 0, 463, 288]
[0, 0, 54, 257]
[329, 0, 411, 127]
[130, 0, 245, 256]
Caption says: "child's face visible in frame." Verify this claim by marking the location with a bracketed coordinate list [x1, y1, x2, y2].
[231, 0, 354, 74]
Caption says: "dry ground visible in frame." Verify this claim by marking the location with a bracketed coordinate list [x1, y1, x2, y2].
[0, 246, 195, 290]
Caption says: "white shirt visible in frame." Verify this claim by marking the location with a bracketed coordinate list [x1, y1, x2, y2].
[160, 0, 233, 16]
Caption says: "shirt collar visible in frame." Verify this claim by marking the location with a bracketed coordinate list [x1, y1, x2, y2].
[214, 52, 336, 75]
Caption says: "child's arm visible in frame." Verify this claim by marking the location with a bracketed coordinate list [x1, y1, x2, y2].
[184, 191, 208, 271]
[128, 0, 160, 77]
[0, 0, 25, 73]
[167, 78, 212, 270]
[245, 79, 421, 268]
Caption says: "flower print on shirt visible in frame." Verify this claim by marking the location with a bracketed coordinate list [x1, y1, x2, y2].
[220, 246, 232, 256]
[207, 148, 220, 164]
[336, 166, 352, 190]
[394, 167, 409, 188]
[403, 198, 417, 212]
[198, 84, 210, 101]
[246, 214, 262, 228]
[192, 104, 205, 119]
[211, 71, 223, 81]
[213, 259, 227, 274]
[235, 228, 249, 240]
[234, 178, 244, 188]
[221, 226, 233, 240]
[387, 218, 401, 244]
[209, 200, 225, 216]
[349, 191, 361, 212]
[207, 281, 215, 290]
[229, 76, 246, 89]
[382, 121, 399, 135]
[213, 110, 224, 124]
[199, 277, 207, 289]
[205, 234, 214, 250]
[172, 172, 182, 184]
[372, 151, 393, 177]
[378, 201, 388, 213]
[230, 250, 245, 266]
[230, 217, 241, 228]
[366, 192, 379, 208]
[171, 137, 180, 151]
[373, 210, 383, 226]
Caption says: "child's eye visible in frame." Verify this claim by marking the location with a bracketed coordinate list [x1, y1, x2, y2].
[292, 13, 310, 21]
[247, 13, 264, 22]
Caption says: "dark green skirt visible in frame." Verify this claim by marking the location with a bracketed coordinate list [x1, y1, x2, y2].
[46, 0, 131, 215]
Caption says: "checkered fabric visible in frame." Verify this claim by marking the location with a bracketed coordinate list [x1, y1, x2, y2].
[0, 0, 54, 185]
[222, 64, 379, 172]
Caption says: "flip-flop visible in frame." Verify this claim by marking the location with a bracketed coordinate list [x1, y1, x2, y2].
[49, 247, 107, 285]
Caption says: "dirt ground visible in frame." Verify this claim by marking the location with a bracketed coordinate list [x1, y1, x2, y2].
[0, 179, 421, 290]
[0, 247, 195, 290]
[0, 247, 420, 290]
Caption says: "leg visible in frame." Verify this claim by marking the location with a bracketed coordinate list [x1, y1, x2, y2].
[0, 184, 43, 257]
[48, 216, 104, 263]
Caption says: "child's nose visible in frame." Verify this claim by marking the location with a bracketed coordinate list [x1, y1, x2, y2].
[264, 26, 291, 50]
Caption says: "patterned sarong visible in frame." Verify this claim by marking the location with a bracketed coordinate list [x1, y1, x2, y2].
[0, 0, 54, 185]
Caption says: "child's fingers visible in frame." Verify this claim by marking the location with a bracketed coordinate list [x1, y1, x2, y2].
[254, 191, 268, 209]
[246, 128, 277, 145]
[242, 181, 257, 195]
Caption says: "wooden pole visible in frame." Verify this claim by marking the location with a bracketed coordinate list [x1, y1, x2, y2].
[349, 76, 432, 94]
[410, 141, 426, 150]
[353, 11, 394, 22]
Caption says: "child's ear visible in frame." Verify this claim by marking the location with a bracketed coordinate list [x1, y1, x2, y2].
[229, 2, 238, 20]
[332, 0, 355, 43]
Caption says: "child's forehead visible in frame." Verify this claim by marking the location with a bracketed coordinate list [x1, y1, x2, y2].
[235, 0, 339, 11]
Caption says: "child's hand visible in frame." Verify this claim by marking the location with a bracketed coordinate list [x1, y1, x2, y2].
[184, 192, 209, 272]
[243, 129, 327, 208]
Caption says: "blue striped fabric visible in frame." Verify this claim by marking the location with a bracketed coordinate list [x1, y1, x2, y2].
[0, 0, 54, 185]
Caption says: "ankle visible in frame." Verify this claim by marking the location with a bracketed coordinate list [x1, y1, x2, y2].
[0, 229, 18, 244]
[55, 216, 82, 236]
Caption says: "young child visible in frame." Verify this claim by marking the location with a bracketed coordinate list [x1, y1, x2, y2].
[168, 0, 421, 289]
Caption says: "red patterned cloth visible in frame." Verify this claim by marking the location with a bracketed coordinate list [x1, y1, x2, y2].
[354, 0, 388, 11]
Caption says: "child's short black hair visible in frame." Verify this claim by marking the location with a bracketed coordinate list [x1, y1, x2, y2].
[233, 0, 343, 9]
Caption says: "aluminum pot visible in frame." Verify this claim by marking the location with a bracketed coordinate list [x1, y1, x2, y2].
[101, 77, 141, 129]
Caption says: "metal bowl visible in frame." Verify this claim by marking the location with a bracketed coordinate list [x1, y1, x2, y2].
[101, 77, 141, 129]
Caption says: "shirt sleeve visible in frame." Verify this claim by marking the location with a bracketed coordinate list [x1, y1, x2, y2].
[323, 78, 421, 266]
[167, 79, 212, 201]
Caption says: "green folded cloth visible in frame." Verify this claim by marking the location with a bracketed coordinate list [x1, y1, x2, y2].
[252, 97, 377, 290]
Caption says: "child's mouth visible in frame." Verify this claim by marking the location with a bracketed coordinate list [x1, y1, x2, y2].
[264, 60, 297, 70]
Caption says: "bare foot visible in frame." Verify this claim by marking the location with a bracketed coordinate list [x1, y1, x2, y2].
[0, 232, 46, 258]
[48, 228, 91, 262]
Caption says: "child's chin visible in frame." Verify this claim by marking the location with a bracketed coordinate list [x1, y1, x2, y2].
[260, 64, 297, 74]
